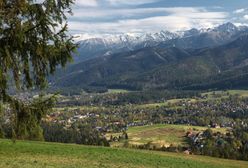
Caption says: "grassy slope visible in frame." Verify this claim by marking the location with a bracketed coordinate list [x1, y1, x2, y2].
[107, 89, 131, 93]
[109, 124, 227, 147]
[1, 139, 248, 168]
[130, 90, 248, 109]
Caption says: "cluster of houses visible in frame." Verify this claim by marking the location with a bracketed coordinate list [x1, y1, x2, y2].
[46, 112, 99, 124]
[43, 93, 248, 138]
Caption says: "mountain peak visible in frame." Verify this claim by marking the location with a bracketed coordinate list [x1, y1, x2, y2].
[214, 22, 238, 32]
[183, 28, 200, 37]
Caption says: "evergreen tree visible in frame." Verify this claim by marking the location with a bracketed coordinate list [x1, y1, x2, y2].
[0, 0, 76, 140]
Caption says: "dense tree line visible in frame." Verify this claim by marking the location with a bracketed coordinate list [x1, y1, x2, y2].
[189, 126, 248, 160]
[57, 90, 200, 107]
[42, 122, 109, 146]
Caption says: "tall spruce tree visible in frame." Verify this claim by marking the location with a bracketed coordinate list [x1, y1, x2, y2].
[0, 0, 76, 140]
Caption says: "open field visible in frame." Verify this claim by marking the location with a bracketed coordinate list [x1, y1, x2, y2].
[134, 98, 197, 109]
[201, 90, 248, 99]
[129, 90, 248, 109]
[109, 124, 227, 147]
[0, 139, 248, 168]
[107, 89, 131, 93]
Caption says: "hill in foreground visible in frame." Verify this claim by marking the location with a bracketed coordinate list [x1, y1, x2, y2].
[0, 139, 248, 168]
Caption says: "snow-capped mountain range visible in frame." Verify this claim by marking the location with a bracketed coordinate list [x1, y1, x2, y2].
[73, 22, 248, 63]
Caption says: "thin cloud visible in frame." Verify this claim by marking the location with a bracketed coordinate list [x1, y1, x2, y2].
[244, 15, 248, 20]
[68, 7, 228, 34]
[69, 11, 227, 34]
[76, 0, 98, 7]
[234, 8, 246, 14]
[71, 7, 169, 19]
[107, 0, 160, 6]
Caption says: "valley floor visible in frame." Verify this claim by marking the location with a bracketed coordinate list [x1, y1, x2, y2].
[0, 139, 248, 168]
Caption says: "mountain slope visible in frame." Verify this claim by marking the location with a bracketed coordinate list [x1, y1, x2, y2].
[54, 47, 191, 89]
[129, 35, 248, 90]
[73, 31, 180, 62]
[52, 34, 248, 91]
[160, 22, 248, 49]
[73, 23, 248, 63]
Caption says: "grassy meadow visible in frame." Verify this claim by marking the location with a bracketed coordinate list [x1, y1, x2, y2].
[109, 124, 227, 147]
[107, 89, 131, 93]
[0, 139, 248, 168]
[201, 90, 248, 99]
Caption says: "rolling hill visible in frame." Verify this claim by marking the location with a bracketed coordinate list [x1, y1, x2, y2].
[108, 124, 227, 148]
[1, 139, 248, 168]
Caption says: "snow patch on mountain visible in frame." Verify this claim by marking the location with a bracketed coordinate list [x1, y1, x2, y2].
[73, 23, 248, 63]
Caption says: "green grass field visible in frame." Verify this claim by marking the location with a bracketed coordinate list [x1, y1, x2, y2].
[109, 124, 227, 147]
[0, 139, 248, 168]
[201, 90, 248, 99]
[107, 89, 131, 93]
[136, 90, 248, 109]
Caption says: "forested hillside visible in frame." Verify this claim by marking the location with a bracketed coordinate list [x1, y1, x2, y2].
[52, 34, 248, 91]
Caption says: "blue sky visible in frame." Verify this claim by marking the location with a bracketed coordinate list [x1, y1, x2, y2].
[69, 0, 248, 36]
